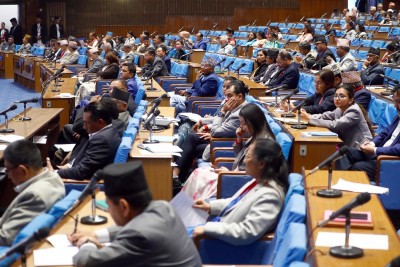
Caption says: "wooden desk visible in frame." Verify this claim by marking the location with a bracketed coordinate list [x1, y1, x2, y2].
[0, 51, 14, 79]
[129, 107, 175, 201]
[305, 170, 400, 267]
[0, 108, 63, 208]
[268, 108, 342, 173]
[190, 49, 206, 64]
[42, 78, 77, 128]
[144, 79, 170, 107]
[366, 86, 394, 103]
[171, 59, 201, 83]
[11, 191, 113, 267]
[13, 55, 43, 92]
[40, 62, 74, 82]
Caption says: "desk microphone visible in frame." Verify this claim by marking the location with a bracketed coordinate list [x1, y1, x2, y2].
[280, 88, 299, 103]
[380, 74, 399, 84]
[354, 44, 364, 53]
[144, 109, 161, 128]
[308, 146, 349, 176]
[0, 104, 17, 116]
[216, 57, 227, 66]
[265, 84, 288, 94]
[150, 93, 168, 104]
[212, 23, 219, 29]
[222, 60, 235, 72]
[0, 228, 50, 260]
[15, 97, 39, 104]
[179, 51, 193, 60]
[147, 95, 166, 118]
[177, 26, 184, 32]
[317, 192, 371, 227]
[234, 62, 247, 73]
[251, 19, 257, 26]
[321, 13, 327, 19]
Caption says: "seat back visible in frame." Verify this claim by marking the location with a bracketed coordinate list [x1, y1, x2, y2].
[378, 159, 400, 209]
[12, 214, 56, 245]
[272, 223, 307, 267]
[285, 173, 304, 205]
[47, 189, 82, 220]
[77, 55, 87, 65]
[114, 130, 137, 163]
[276, 132, 293, 160]
[218, 174, 253, 199]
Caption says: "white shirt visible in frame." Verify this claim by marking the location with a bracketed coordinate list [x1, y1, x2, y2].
[383, 117, 400, 147]
[37, 24, 41, 36]
[56, 24, 60, 38]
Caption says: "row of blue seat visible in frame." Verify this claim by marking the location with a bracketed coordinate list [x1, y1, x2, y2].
[202, 52, 254, 74]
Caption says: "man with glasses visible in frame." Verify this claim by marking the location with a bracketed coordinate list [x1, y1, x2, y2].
[311, 35, 336, 70]
[361, 47, 385, 86]
[338, 86, 400, 180]
[0, 140, 65, 246]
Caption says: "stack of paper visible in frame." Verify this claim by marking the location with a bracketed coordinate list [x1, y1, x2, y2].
[0, 134, 24, 143]
[301, 131, 338, 137]
[137, 143, 182, 154]
[170, 192, 208, 227]
[332, 178, 389, 194]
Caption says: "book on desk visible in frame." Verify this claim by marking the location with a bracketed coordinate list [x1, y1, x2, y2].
[301, 131, 338, 137]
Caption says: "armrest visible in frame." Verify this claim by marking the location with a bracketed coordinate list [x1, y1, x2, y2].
[212, 148, 235, 165]
[376, 155, 400, 184]
[216, 170, 247, 199]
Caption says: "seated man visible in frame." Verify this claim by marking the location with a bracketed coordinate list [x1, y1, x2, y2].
[60, 41, 79, 65]
[337, 86, 400, 180]
[312, 35, 336, 70]
[141, 48, 169, 79]
[192, 32, 207, 50]
[173, 80, 248, 182]
[0, 36, 15, 52]
[76, 48, 105, 80]
[0, 140, 65, 246]
[170, 58, 219, 114]
[361, 47, 385, 86]
[119, 44, 134, 64]
[69, 162, 201, 267]
[136, 36, 153, 53]
[156, 45, 171, 73]
[265, 50, 300, 90]
[325, 38, 357, 72]
[341, 71, 371, 110]
[217, 35, 234, 55]
[294, 41, 317, 69]
[120, 63, 139, 100]
[49, 101, 121, 180]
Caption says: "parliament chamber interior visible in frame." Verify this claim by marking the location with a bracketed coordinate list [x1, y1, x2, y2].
[0, 0, 400, 266]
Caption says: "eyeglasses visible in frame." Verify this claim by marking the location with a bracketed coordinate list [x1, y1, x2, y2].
[333, 94, 348, 99]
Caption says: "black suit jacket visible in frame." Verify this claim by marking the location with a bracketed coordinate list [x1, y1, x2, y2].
[31, 23, 47, 43]
[57, 125, 121, 180]
[49, 23, 65, 39]
[9, 25, 22, 45]
[141, 57, 169, 78]
[361, 63, 385, 86]
[267, 62, 300, 89]
[312, 48, 336, 70]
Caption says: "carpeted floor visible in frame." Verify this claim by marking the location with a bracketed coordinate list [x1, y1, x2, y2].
[0, 79, 41, 124]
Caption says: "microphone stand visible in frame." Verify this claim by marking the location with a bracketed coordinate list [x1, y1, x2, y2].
[281, 98, 296, 118]
[329, 211, 363, 258]
[81, 191, 108, 225]
[291, 108, 307, 129]
[316, 163, 343, 198]
[146, 75, 157, 91]
[52, 73, 62, 92]
[143, 116, 161, 144]
[0, 113, 15, 133]
[21, 103, 31, 121]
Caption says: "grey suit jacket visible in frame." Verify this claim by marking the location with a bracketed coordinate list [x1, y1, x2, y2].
[87, 57, 105, 73]
[60, 50, 79, 65]
[210, 101, 248, 138]
[310, 104, 373, 147]
[0, 169, 65, 245]
[205, 180, 285, 245]
[73, 201, 202, 267]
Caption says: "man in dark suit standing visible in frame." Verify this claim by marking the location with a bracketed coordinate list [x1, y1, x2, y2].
[49, 16, 65, 40]
[9, 18, 22, 45]
[49, 100, 121, 180]
[31, 15, 47, 46]
[266, 51, 300, 90]
[361, 47, 385, 86]
[141, 48, 169, 78]
[312, 35, 336, 70]
[338, 86, 400, 180]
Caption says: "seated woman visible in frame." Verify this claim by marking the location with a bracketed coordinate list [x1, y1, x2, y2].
[252, 31, 267, 48]
[172, 40, 187, 60]
[245, 31, 257, 46]
[281, 69, 336, 114]
[192, 138, 289, 245]
[344, 21, 356, 42]
[173, 80, 249, 183]
[17, 34, 32, 54]
[251, 49, 269, 83]
[182, 103, 275, 200]
[296, 25, 314, 43]
[355, 23, 367, 39]
[75, 52, 120, 106]
[263, 33, 280, 49]
[300, 85, 373, 147]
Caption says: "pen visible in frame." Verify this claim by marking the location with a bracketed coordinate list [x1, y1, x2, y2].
[73, 214, 79, 234]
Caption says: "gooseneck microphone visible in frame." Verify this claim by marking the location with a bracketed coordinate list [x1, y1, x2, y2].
[308, 146, 350, 175]
[0, 104, 17, 134]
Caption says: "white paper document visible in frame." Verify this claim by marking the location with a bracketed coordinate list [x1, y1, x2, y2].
[137, 143, 182, 154]
[55, 144, 76, 152]
[0, 134, 24, 143]
[316, 232, 389, 250]
[33, 247, 78, 266]
[0, 144, 7, 151]
[33, 135, 47, 144]
[170, 191, 208, 228]
[332, 178, 389, 195]
[46, 234, 72, 248]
